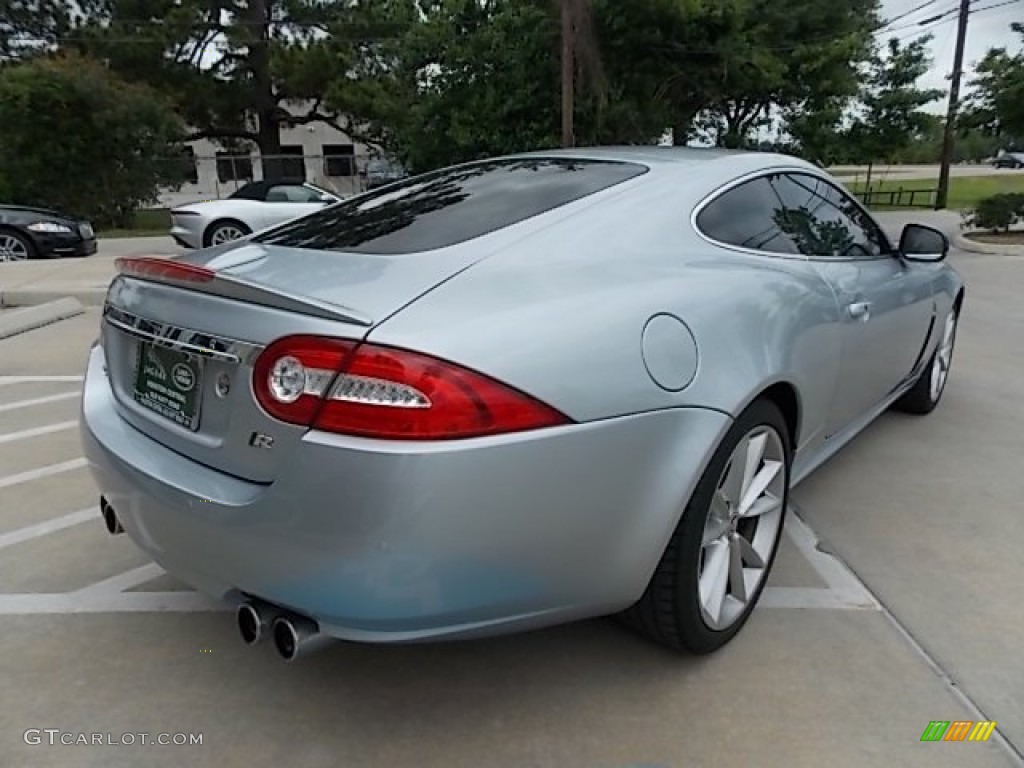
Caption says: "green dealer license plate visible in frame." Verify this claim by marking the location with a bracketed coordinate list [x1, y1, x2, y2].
[133, 342, 204, 431]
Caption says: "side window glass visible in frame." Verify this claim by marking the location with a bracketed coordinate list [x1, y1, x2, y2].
[770, 174, 889, 258]
[695, 178, 799, 255]
[267, 185, 317, 203]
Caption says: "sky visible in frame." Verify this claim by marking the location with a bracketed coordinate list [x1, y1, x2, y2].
[879, 0, 1023, 112]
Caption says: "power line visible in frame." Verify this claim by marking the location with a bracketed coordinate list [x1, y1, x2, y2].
[877, 0, 943, 30]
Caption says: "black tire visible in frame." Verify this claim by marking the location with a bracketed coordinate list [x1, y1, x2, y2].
[203, 219, 251, 248]
[893, 307, 959, 415]
[619, 399, 791, 654]
[0, 228, 37, 261]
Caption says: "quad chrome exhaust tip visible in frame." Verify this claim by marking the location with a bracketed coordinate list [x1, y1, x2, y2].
[99, 497, 124, 535]
[271, 614, 334, 662]
[236, 600, 276, 646]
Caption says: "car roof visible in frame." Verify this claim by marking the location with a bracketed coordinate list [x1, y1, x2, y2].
[504, 145, 765, 166]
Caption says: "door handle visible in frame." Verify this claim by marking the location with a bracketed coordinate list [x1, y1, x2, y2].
[847, 301, 872, 320]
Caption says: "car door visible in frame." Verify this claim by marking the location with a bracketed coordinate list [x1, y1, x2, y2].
[769, 172, 935, 437]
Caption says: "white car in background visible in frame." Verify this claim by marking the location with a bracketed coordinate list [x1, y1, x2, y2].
[169, 181, 343, 249]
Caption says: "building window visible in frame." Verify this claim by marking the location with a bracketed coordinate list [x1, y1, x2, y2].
[180, 146, 198, 184]
[215, 152, 253, 183]
[323, 144, 356, 177]
[280, 145, 306, 180]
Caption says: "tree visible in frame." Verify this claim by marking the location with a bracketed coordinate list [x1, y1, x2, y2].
[963, 22, 1024, 148]
[846, 35, 944, 185]
[0, 54, 186, 225]
[72, 0, 413, 177]
[703, 0, 879, 149]
[0, 0, 69, 59]
[374, 0, 561, 172]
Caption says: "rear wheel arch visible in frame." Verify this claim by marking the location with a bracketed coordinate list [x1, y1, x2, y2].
[750, 381, 801, 455]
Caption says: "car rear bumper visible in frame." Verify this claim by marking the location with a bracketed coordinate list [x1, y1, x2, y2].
[80, 343, 730, 642]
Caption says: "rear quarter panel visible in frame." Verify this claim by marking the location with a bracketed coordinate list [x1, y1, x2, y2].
[367, 174, 844, 456]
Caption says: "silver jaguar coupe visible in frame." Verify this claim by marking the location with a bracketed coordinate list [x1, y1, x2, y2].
[80, 148, 963, 662]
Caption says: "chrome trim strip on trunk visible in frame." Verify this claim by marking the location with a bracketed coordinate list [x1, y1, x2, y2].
[102, 304, 264, 365]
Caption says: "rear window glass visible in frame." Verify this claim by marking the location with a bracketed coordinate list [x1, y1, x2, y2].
[252, 158, 647, 254]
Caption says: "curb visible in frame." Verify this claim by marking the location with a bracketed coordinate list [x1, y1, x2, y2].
[0, 297, 86, 340]
[952, 232, 1024, 256]
[0, 288, 108, 308]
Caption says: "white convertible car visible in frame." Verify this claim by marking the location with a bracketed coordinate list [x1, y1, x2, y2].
[168, 181, 344, 249]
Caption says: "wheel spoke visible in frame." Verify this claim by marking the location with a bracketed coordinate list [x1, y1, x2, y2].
[741, 491, 782, 520]
[728, 534, 747, 603]
[736, 532, 765, 568]
[740, 433, 767, 502]
[739, 459, 782, 515]
[720, 449, 745, 508]
[700, 540, 730, 624]
[702, 493, 730, 545]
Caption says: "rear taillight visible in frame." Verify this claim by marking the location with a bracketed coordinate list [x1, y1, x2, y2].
[116, 256, 215, 283]
[251, 335, 572, 440]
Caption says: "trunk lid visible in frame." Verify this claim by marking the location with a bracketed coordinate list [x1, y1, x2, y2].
[100, 242, 485, 483]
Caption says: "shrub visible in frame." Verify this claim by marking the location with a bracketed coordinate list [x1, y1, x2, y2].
[965, 193, 1024, 232]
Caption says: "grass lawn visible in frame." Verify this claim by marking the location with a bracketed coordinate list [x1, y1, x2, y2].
[96, 207, 171, 238]
[846, 174, 1024, 210]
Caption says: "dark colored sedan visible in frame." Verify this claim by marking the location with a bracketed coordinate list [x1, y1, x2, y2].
[0, 204, 98, 262]
[992, 152, 1024, 169]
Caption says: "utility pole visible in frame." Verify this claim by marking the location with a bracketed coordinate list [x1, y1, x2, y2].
[935, 0, 971, 210]
[560, 0, 575, 148]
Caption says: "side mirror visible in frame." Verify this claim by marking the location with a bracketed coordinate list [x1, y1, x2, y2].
[899, 223, 949, 262]
[318, 194, 337, 205]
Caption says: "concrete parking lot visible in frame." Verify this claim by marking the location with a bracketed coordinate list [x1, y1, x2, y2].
[1, 246, 1022, 767]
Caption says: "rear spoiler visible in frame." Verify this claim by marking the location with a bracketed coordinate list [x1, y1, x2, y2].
[113, 256, 374, 327]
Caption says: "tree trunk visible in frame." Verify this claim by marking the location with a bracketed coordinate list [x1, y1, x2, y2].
[560, 0, 575, 148]
[865, 161, 873, 190]
[246, 0, 284, 180]
[672, 115, 690, 146]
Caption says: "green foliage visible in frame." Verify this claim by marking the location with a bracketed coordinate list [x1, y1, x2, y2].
[966, 193, 1024, 233]
[963, 23, 1024, 147]
[72, 0, 415, 164]
[705, 0, 879, 149]
[846, 35, 944, 165]
[0, 55, 186, 226]
[0, 0, 70, 59]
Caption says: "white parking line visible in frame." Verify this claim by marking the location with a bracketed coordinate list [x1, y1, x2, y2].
[0, 375, 84, 386]
[73, 563, 165, 597]
[0, 507, 97, 552]
[0, 458, 88, 490]
[0, 592, 229, 614]
[781, 509, 880, 610]
[0, 392, 80, 413]
[0, 420, 78, 445]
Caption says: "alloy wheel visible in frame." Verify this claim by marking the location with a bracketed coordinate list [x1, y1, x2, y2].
[0, 234, 30, 262]
[210, 225, 246, 245]
[930, 311, 957, 402]
[698, 425, 786, 631]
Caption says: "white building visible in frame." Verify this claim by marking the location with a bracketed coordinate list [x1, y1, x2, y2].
[160, 111, 379, 208]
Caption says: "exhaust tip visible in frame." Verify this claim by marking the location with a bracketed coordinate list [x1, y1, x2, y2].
[100, 498, 124, 535]
[237, 602, 265, 645]
[272, 617, 300, 662]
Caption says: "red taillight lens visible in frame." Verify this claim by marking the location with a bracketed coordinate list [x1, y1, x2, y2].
[116, 256, 215, 283]
[252, 336, 357, 425]
[251, 336, 572, 440]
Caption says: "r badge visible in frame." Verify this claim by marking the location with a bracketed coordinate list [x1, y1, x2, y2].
[249, 432, 274, 449]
